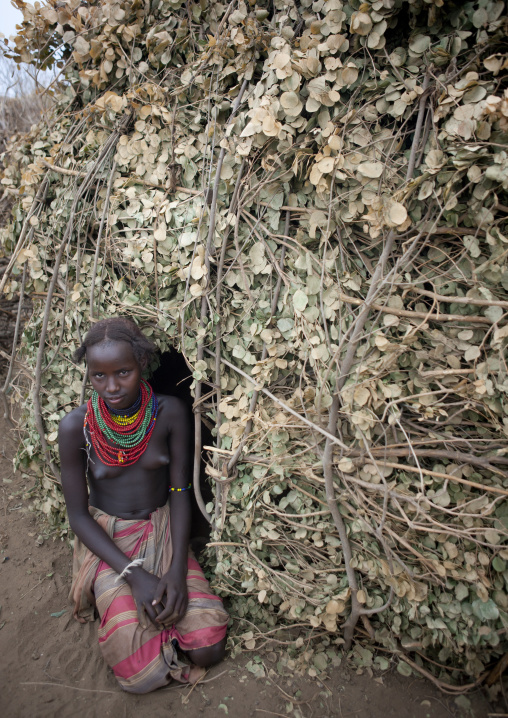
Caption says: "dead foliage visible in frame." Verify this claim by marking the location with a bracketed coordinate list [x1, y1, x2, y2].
[1, 0, 508, 688]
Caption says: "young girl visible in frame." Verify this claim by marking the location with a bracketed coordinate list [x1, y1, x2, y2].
[58, 317, 228, 693]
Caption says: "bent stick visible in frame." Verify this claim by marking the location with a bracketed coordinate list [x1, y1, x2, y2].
[193, 79, 249, 522]
[329, 74, 431, 649]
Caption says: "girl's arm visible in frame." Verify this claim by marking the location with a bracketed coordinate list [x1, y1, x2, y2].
[152, 397, 191, 624]
[59, 409, 161, 625]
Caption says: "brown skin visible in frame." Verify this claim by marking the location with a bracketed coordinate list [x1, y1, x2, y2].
[58, 340, 225, 668]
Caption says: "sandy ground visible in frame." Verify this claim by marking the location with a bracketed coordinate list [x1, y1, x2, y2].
[0, 409, 496, 718]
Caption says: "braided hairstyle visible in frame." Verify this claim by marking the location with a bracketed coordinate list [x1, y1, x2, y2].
[73, 317, 156, 367]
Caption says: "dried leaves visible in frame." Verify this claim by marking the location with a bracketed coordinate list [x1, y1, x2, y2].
[1, 0, 508, 683]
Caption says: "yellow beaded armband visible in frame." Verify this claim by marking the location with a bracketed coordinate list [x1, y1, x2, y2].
[170, 483, 192, 492]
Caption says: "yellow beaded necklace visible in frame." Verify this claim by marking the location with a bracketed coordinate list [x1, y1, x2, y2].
[110, 409, 141, 426]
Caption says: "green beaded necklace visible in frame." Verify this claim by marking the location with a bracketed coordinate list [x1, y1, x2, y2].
[91, 390, 152, 448]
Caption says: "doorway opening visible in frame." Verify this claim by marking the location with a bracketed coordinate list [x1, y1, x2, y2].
[150, 347, 213, 544]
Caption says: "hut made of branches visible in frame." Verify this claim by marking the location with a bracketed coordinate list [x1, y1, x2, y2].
[1, 0, 508, 686]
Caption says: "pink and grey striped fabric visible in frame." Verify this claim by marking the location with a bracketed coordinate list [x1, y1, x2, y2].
[70, 503, 228, 693]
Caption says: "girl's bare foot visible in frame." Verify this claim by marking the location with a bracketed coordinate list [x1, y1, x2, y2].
[187, 664, 206, 684]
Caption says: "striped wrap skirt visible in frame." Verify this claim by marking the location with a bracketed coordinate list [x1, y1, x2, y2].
[69, 502, 228, 693]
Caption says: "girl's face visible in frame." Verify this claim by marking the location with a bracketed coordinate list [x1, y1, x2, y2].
[87, 340, 144, 410]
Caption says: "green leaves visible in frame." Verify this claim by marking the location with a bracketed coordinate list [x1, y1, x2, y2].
[249, 243, 266, 275]
[409, 35, 431, 55]
[2, 0, 508, 684]
[472, 599, 499, 622]
[292, 290, 308, 313]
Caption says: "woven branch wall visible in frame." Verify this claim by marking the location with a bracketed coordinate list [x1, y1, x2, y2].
[1, 0, 508, 682]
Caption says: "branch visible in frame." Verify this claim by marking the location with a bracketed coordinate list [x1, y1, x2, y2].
[325, 74, 432, 647]
[355, 446, 508, 470]
[214, 159, 247, 530]
[226, 210, 290, 474]
[193, 79, 249, 523]
[90, 160, 117, 318]
[0, 178, 48, 296]
[39, 158, 80, 176]
[406, 75, 431, 181]
[363, 460, 508, 497]
[32, 117, 128, 481]
[323, 395, 361, 651]
[205, 348, 350, 452]
[400, 284, 508, 310]
[2, 261, 27, 398]
[336, 290, 494, 325]
[397, 652, 487, 695]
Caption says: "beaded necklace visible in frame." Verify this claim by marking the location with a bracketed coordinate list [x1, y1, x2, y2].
[107, 390, 142, 417]
[84, 379, 158, 466]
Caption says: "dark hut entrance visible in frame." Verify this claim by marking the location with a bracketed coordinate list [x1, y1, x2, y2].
[150, 348, 212, 548]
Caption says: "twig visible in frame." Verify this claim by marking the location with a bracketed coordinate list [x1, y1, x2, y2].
[90, 160, 117, 318]
[18, 575, 48, 600]
[347, 446, 508, 472]
[418, 368, 475, 377]
[328, 73, 432, 649]
[39, 158, 81, 176]
[2, 262, 27, 406]
[181, 668, 209, 704]
[0, 178, 48, 297]
[0, 307, 16, 318]
[193, 79, 249, 523]
[397, 653, 487, 695]
[486, 653, 508, 686]
[31, 117, 128, 480]
[374, 461, 508, 497]
[263, 663, 320, 705]
[400, 284, 508, 310]
[233, 207, 255, 302]
[194, 669, 227, 684]
[215, 158, 247, 451]
[384, 48, 415, 92]
[323, 396, 361, 651]
[20, 682, 117, 695]
[205, 348, 349, 452]
[335, 290, 493, 325]
[406, 74, 431, 180]
[226, 211, 289, 474]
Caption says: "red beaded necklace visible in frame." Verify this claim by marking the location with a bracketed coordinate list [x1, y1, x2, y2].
[84, 380, 158, 467]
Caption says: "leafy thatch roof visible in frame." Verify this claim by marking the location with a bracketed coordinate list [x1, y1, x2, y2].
[1, 0, 508, 686]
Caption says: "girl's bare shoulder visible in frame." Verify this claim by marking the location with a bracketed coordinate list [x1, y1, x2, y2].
[59, 404, 87, 440]
[155, 395, 189, 425]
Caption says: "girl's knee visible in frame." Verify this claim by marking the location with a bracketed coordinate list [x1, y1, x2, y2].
[187, 637, 226, 667]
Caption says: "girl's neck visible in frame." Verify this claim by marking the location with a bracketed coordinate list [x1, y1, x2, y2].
[105, 388, 142, 417]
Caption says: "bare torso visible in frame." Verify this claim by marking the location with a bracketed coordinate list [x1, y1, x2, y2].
[71, 395, 180, 519]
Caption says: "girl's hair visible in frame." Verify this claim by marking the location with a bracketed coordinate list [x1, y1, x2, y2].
[73, 317, 156, 366]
